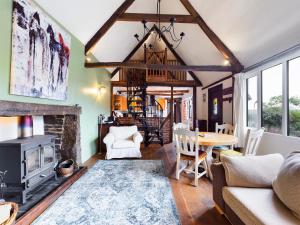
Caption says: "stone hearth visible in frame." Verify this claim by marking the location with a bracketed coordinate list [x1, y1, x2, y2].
[0, 100, 82, 164]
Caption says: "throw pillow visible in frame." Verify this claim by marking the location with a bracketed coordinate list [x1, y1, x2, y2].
[221, 154, 284, 188]
[273, 151, 300, 219]
[0, 203, 12, 224]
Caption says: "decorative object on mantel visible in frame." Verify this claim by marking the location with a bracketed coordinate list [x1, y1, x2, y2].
[0, 202, 18, 225]
[18, 116, 33, 138]
[0, 117, 19, 142]
[10, 0, 71, 100]
[56, 159, 75, 177]
[32, 116, 45, 136]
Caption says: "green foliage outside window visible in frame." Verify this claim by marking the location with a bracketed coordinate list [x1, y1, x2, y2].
[262, 95, 300, 136]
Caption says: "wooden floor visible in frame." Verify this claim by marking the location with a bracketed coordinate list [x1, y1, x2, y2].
[84, 143, 230, 225]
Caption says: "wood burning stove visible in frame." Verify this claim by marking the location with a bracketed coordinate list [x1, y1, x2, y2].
[0, 135, 57, 204]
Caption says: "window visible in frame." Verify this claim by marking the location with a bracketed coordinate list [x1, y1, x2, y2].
[288, 57, 300, 137]
[261, 64, 283, 134]
[247, 76, 258, 127]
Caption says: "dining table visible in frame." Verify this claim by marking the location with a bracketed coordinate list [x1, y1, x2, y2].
[198, 132, 238, 180]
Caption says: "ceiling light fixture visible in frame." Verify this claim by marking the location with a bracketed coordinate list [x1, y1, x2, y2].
[223, 59, 230, 66]
[134, 0, 185, 49]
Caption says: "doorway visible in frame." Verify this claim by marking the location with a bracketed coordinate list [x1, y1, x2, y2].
[208, 84, 223, 132]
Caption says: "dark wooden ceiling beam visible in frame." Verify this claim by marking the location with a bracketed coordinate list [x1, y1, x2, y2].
[85, 62, 233, 72]
[118, 90, 189, 93]
[179, 0, 244, 72]
[146, 93, 185, 96]
[118, 13, 197, 23]
[85, 0, 135, 54]
[153, 25, 202, 86]
[110, 25, 156, 78]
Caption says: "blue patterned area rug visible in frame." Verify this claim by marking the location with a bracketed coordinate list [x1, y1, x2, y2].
[32, 160, 181, 225]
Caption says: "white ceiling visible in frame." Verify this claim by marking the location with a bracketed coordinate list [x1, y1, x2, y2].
[36, 0, 300, 86]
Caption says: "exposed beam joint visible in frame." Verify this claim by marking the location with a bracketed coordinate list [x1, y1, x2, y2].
[85, 0, 135, 54]
[180, 0, 244, 72]
[118, 13, 197, 23]
[110, 25, 156, 78]
[153, 25, 202, 86]
[85, 62, 234, 72]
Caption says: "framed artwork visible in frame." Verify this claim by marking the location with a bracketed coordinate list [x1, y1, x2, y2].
[10, 0, 71, 100]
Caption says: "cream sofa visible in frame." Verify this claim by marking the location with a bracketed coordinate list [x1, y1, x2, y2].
[103, 126, 143, 159]
[211, 154, 300, 225]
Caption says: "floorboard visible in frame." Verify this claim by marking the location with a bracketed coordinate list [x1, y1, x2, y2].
[84, 144, 230, 225]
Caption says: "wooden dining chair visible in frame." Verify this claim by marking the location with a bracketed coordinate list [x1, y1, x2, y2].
[173, 121, 190, 130]
[174, 128, 208, 187]
[173, 121, 190, 142]
[215, 123, 235, 135]
[221, 128, 265, 157]
[213, 123, 235, 161]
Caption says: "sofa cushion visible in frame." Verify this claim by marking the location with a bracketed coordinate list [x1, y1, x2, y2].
[273, 151, 300, 219]
[112, 140, 135, 149]
[223, 187, 300, 225]
[109, 126, 137, 140]
[221, 154, 284, 188]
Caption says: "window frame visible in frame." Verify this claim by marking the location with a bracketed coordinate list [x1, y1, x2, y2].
[245, 48, 300, 137]
[246, 76, 258, 128]
[260, 63, 284, 135]
[286, 56, 300, 137]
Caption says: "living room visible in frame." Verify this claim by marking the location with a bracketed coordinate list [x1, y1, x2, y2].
[0, 0, 300, 225]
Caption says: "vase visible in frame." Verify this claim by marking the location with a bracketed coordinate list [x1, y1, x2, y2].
[19, 116, 33, 138]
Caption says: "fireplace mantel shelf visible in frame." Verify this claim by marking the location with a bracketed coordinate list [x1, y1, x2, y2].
[0, 100, 81, 116]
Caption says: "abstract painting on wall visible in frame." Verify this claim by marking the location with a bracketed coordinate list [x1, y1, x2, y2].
[10, 0, 71, 101]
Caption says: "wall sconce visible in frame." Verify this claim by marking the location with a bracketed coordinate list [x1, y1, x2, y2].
[97, 83, 106, 96]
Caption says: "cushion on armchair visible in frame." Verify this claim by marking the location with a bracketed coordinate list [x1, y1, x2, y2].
[273, 151, 300, 219]
[113, 140, 135, 149]
[221, 154, 284, 188]
[109, 126, 138, 140]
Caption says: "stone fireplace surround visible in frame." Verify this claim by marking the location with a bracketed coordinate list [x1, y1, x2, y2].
[0, 100, 82, 164]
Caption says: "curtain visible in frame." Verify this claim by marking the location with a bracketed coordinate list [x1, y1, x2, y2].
[233, 73, 247, 147]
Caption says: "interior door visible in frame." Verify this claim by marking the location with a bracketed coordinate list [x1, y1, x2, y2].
[174, 99, 182, 123]
[208, 84, 223, 132]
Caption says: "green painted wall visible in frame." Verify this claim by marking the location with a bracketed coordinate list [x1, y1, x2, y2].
[0, 0, 111, 163]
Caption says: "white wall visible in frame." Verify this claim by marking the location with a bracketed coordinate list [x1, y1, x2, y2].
[0, 117, 19, 142]
[197, 78, 233, 125]
[257, 132, 300, 157]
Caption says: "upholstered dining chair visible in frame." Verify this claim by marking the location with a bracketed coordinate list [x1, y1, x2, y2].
[221, 128, 265, 157]
[213, 123, 235, 161]
[174, 128, 208, 187]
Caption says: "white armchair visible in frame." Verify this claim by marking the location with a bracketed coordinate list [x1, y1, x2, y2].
[103, 126, 143, 159]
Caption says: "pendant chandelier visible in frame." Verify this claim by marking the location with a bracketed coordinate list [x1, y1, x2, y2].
[134, 0, 185, 50]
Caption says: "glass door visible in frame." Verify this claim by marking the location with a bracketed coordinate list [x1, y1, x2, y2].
[42, 145, 55, 167]
[26, 148, 41, 176]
